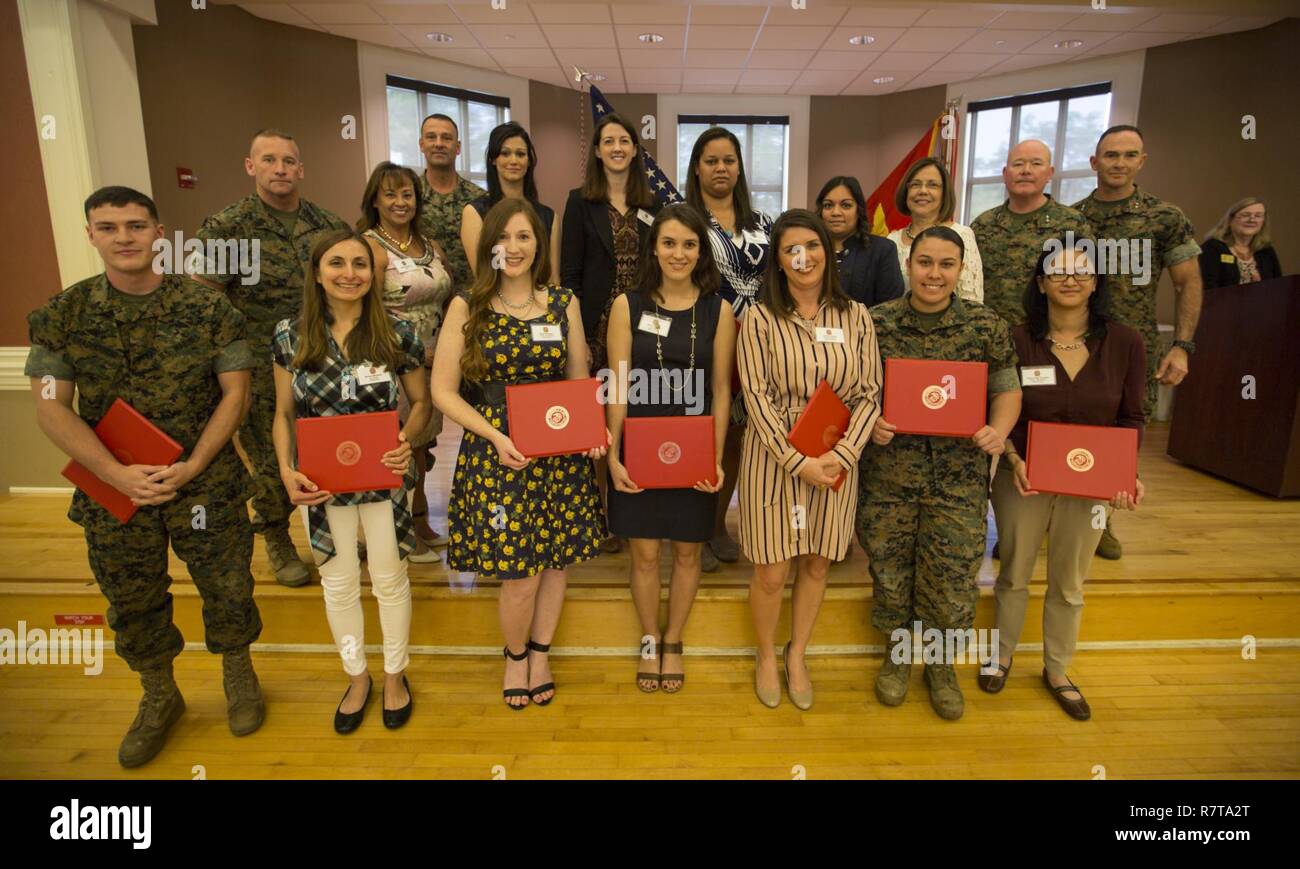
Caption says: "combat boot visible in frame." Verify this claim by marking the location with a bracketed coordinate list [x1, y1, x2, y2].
[874, 658, 912, 706]
[924, 663, 965, 720]
[223, 646, 266, 736]
[265, 526, 311, 587]
[119, 662, 185, 768]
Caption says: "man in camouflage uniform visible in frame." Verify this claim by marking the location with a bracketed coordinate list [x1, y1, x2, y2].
[857, 226, 1022, 720]
[971, 139, 1095, 326]
[416, 113, 486, 297]
[193, 129, 348, 585]
[27, 187, 264, 768]
[1072, 124, 1201, 559]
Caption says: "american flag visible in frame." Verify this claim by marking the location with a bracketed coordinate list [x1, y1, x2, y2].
[589, 84, 684, 207]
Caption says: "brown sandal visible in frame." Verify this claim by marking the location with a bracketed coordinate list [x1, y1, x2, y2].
[660, 642, 685, 694]
[636, 637, 661, 693]
[977, 657, 1012, 694]
[1043, 669, 1091, 720]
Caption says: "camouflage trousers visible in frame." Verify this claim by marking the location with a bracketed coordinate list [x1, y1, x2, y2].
[1139, 326, 1161, 422]
[857, 496, 986, 635]
[238, 354, 293, 535]
[82, 469, 262, 672]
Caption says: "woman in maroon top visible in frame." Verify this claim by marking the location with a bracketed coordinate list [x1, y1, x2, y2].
[980, 237, 1146, 721]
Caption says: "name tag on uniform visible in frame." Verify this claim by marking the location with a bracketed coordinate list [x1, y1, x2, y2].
[355, 364, 392, 385]
[1021, 365, 1057, 387]
[814, 327, 844, 343]
[1220, 253, 1236, 264]
[530, 322, 562, 343]
[393, 257, 417, 273]
[638, 312, 671, 336]
[636, 209, 654, 226]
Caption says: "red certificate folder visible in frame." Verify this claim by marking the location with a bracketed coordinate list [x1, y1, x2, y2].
[883, 358, 988, 437]
[505, 377, 605, 458]
[786, 380, 851, 492]
[623, 415, 716, 489]
[1025, 421, 1138, 501]
[296, 411, 401, 494]
[61, 398, 184, 524]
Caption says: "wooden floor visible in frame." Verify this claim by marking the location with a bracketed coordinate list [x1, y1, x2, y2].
[0, 648, 1296, 779]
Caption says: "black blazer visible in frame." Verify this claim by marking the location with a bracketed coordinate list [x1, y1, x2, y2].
[1198, 237, 1282, 288]
[560, 188, 660, 337]
[837, 233, 905, 307]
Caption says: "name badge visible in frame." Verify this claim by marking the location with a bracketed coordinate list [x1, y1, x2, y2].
[530, 322, 562, 343]
[638, 312, 671, 336]
[1020, 365, 1057, 387]
[636, 209, 654, 226]
[814, 327, 844, 343]
[1220, 253, 1236, 264]
[355, 364, 392, 386]
[393, 257, 417, 273]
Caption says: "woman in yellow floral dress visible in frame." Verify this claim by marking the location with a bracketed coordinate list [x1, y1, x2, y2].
[431, 198, 608, 710]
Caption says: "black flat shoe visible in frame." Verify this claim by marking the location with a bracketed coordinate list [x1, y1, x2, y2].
[382, 674, 413, 730]
[527, 640, 556, 706]
[334, 675, 373, 734]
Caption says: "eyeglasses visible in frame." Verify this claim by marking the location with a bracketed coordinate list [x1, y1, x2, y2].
[907, 180, 943, 191]
[1042, 272, 1096, 285]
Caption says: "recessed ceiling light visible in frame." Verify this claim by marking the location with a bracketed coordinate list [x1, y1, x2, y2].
[848, 35, 876, 46]
[872, 75, 895, 84]
[994, 39, 1006, 46]
[638, 33, 664, 44]
[589, 72, 607, 81]
[425, 32, 453, 43]
[1054, 39, 1085, 49]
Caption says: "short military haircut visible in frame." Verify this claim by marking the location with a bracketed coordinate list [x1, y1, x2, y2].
[1096, 124, 1144, 153]
[84, 186, 159, 222]
[250, 128, 297, 151]
[421, 113, 459, 137]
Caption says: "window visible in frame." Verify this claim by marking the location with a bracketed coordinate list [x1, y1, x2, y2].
[677, 116, 789, 217]
[963, 83, 1112, 223]
[385, 75, 510, 189]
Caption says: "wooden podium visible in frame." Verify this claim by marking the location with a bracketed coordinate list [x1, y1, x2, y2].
[1168, 274, 1300, 496]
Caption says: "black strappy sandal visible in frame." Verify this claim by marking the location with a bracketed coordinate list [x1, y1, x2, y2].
[527, 640, 556, 706]
[502, 646, 530, 710]
[660, 641, 685, 694]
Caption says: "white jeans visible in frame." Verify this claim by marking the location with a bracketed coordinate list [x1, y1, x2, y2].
[311, 502, 412, 675]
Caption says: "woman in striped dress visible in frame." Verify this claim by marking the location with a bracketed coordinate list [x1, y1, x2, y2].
[737, 210, 883, 710]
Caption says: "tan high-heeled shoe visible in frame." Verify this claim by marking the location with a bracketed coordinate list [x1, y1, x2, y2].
[783, 642, 813, 711]
[754, 653, 780, 708]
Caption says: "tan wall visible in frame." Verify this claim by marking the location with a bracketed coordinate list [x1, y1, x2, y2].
[2, 0, 64, 347]
[1137, 18, 1298, 324]
[131, 0, 367, 236]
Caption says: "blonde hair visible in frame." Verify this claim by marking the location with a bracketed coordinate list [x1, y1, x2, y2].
[1206, 197, 1271, 253]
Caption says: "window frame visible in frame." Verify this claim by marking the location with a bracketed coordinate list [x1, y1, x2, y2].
[677, 114, 791, 215]
[385, 75, 511, 187]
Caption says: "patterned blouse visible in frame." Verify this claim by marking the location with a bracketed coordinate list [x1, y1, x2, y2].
[704, 209, 774, 318]
[271, 316, 426, 561]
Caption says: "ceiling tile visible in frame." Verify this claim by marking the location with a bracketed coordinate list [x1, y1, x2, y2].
[391, 23, 481, 49]
[1063, 7, 1161, 32]
[928, 52, 1006, 73]
[689, 5, 766, 26]
[621, 47, 686, 68]
[755, 26, 833, 50]
[789, 68, 859, 93]
[738, 68, 800, 87]
[539, 23, 618, 48]
[956, 28, 1049, 53]
[684, 49, 751, 68]
[292, 3, 385, 25]
[321, 23, 413, 49]
[842, 72, 913, 94]
[903, 70, 964, 90]
[465, 23, 548, 48]
[980, 53, 1058, 76]
[611, 5, 688, 25]
[763, 4, 849, 26]
[1079, 30, 1190, 54]
[890, 27, 978, 52]
[418, 47, 500, 70]
[682, 69, 741, 86]
[370, 3, 461, 25]
[914, 6, 1002, 28]
[823, 26, 907, 52]
[552, 48, 623, 68]
[839, 6, 926, 28]
[748, 49, 817, 69]
[449, 1, 535, 24]
[531, 3, 612, 24]
[1136, 13, 1231, 33]
[484, 47, 557, 66]
[735, 85, 789, 94]
[688, 25, 760, 50]
[989, 11, 1084, 31]
[501, 66, 571, 87]
[808, 50, 881, 70]
[682, 83, 738, 94]
[624, 68, 683, 86]
[614, 24, 687, 49]
[242, 4, 322, 29]
[1022, 30, 1115, 55]
[870, 50, 944, 72]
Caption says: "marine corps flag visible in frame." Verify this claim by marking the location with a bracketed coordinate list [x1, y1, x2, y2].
[588, 83, 683, 207]
[865, 114, 946, 236]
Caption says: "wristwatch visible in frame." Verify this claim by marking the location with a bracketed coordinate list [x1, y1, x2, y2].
[1173, 339, 1196, 355]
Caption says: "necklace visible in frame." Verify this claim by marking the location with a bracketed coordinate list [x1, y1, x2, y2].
[1049, 331, 1088, 351]
[497, 287, 538, 316]
[793, 300, 824, 330]
[377, 224, 413, 252]
[654, 295, 698, 394]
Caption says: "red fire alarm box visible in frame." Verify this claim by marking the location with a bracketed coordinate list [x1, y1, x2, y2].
[177, 167, 196, 189]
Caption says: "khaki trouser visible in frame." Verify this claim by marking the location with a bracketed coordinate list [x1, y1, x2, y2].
[989, 466, 1104, 676]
